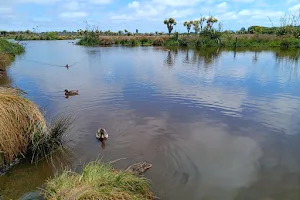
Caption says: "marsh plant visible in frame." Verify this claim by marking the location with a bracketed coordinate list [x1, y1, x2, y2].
[0, 87, 72, 168]
[44, 161, 154, 200]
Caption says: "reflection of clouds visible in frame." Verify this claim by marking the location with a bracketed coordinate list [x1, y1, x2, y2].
[102, 112, 262, 200]
[133, 52, 247, 117]
[126, 115, 262, 200]
[185, 123, 262, 200]
[252, 95, 300, 135]
[131, 48, 300, 131]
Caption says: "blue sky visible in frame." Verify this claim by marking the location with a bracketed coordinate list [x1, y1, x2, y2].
[0, 0, 299, 32]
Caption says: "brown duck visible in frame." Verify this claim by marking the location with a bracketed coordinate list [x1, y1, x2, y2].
[64, 89, 79, 96]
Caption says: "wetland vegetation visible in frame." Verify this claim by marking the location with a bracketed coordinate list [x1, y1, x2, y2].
[44, 161, 153, 200]
[0, 6, 300, 200]
[75, 13, 300, 48]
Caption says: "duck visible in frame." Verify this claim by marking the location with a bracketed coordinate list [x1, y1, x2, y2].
[64, 89, 79, 96]
[96, 128, 109, 141]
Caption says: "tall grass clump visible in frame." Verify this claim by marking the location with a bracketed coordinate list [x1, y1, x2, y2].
[30, 115, 72, 162]
[44, 161, 154, 200]
[0, 87, 71, 168]
[0, 87, 46, 166]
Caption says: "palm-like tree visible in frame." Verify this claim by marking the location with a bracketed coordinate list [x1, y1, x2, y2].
[183, 21, 193, 34]
[199, 16, 206, 31]
[206, 16, 218, 30]
[164, 18, 177, 36]
[192, 20, 200, 34]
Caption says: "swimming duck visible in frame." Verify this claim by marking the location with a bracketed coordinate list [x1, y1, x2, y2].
[96, 128, 109, 140]
[64, 89, 79, 96]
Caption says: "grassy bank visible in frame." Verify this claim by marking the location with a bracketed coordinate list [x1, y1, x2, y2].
[44, 161, 154, 200]
[15, 34, 77, 41]
[0, 38, 24, 70]
[0, 87, 71, 170]
[77, 33, 300, 49]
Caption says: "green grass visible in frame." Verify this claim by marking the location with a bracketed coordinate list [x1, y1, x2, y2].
[15, 34, 76, 41]
[0, 38, 24, 55]
[0, 38, 24, 70]
[44, 161, 154, 200]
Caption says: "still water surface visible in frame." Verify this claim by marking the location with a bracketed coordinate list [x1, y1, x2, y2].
[0, 41, 300, 200]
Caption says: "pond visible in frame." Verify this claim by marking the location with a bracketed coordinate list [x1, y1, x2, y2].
[0, 40, 300, 200]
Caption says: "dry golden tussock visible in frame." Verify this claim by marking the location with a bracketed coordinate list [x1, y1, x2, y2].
[0, 87, 46, 165]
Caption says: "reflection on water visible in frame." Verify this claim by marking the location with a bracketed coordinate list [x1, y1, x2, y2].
[0, 150, 71, 199]
[0, 41, 300, 200]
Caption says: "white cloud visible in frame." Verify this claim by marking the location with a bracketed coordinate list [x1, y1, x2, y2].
[216, 2, 228, 13]
[239, 9, 284, 18]
[217, 12, 237, 20]
[0, 7, 13, 14]
[59, 11, 88, 18]
[88, 0, 112, 4]
[286, 0, 297, 5]
[62, 2, 81, 10]
[231, 0, 254, 2]
[112, 0, 195, 21]
[289, 3, 300, 12]
[128, 1, 140, 8]
[169, 9, 194, 18]
[14, 0, 62, 4]
[152, 0, 204, 7]
[217, 2, 228, 10]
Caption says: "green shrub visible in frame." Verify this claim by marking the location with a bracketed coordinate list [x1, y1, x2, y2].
[280, 39, 290, 48]
[196, 38, 218, 48]
[0, 38, 25, 54]
[129, 38, 139, 46]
